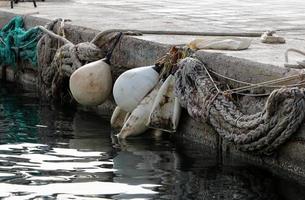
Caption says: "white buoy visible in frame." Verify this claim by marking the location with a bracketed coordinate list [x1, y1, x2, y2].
[111, 106, 129, 129]
[113, 66, 159, 112]
[147, 75, 181, 132]
[189, 37, 252, 50]
[117, 83, 161, 139]
[69, 59, 112, 106]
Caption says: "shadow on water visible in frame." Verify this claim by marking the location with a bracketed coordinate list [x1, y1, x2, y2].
[0, 83, 305, 199]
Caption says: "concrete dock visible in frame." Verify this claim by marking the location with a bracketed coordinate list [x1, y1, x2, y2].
[2, 0, 305, 184]
[1, 0, 305, 67]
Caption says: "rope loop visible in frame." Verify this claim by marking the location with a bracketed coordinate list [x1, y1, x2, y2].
[174, 57, 305, 154]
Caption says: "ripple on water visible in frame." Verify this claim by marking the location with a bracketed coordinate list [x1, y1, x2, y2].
[2, 83, 305, 200]
[0, 143, 159, 199]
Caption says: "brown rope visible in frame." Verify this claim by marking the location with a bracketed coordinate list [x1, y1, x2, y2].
[37, 19, 115, 103]
[174, 57, 305, 154]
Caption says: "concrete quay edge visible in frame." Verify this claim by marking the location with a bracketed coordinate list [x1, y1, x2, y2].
[1, 11, 305, 185]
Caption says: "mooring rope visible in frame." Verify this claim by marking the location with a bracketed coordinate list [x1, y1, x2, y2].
[193, 63, 305, 98]
[174, 57, 305, 154]
[37, 19, 125, 103]
[225, 74, 305, 94]
[209, 69, 305, 88]
[284, 48, 305, 69]
[38, 26, 73, 45]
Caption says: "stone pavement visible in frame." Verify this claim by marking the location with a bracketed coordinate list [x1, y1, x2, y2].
[1, 0, 305, 32]
[0, 0, 305, 66]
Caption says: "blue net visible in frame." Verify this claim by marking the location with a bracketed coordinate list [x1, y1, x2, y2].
[0, 16, 42, 68]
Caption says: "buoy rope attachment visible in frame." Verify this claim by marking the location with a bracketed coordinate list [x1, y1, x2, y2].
[104, 32, 123, 65]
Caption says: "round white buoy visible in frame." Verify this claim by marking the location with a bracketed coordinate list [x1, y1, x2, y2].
[69, 59, 112, 106]
[113, 66, 159, 112]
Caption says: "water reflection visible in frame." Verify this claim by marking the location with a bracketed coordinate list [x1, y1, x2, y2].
[0, 86, 39, 143]
[113, 138, 281, 200]
[0, 83, 305, 199]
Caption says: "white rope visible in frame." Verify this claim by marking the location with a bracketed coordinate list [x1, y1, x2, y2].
[285, 48, 305, 64]
[210, 69, 305, 89]
[37, 26, 73, 45]
[225, 74, 305, 93]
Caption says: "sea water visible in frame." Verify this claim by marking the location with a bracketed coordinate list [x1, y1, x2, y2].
[0, 83, 305, 200]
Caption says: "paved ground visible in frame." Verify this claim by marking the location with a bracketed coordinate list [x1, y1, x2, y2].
[0, 0, 305, 66]
[0, 0, 305, 32]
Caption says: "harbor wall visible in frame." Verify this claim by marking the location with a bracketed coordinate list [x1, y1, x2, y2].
[1, 11, 305, 184]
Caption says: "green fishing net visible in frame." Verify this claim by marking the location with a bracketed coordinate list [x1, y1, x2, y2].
[0, 16, 42, 68]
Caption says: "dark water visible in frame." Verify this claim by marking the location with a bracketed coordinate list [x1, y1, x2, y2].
[1, 83, 305, 200]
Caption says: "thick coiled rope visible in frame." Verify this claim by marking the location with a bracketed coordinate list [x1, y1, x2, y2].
[37, 19, 123, 103]
[174, 57, 305, 154]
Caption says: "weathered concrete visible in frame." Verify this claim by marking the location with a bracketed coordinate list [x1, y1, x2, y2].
[2, 0, 305, 67]
[0, 12, 171, 115]
[2, 8, 305, 185]
[136, 32, 305, 67]
[1, 0, 305, 33]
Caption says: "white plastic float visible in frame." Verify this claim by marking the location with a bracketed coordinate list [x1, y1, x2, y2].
[147, 74, 181, 132]
[189, 37, 252, 50]
[117, 83, 161, 139]
[69, 59, 112, 106]
[111, 106, 129, 129]
[113, 66, 160, 112]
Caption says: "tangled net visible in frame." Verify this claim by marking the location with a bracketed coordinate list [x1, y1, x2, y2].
[0, 16, 42, 68]
[174, 57, 305, 154]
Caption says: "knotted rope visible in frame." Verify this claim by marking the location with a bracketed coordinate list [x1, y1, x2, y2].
[37, 19, 123, 103]
[174, 57, 305, 154]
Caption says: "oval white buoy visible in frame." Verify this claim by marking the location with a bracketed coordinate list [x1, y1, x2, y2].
[147, 74, 181, 132]
[113, 66, 159, 112]
[110, 106, 129, 129]
[69, 59, 112, 106]
[117, 83, 161, 139]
